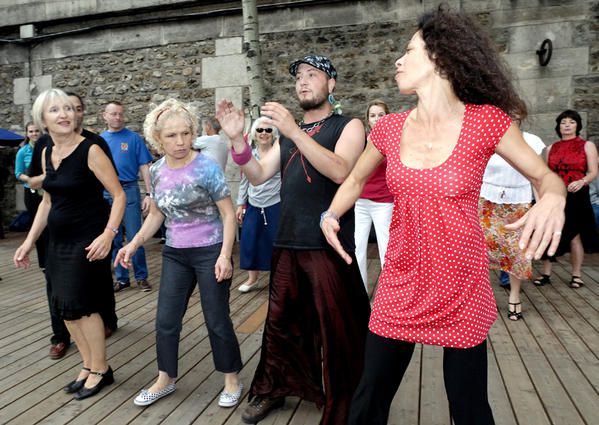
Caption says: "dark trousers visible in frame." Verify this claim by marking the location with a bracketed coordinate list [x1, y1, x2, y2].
[348, 331, 495, 425]
[249, 248, 371, 425]
[156, 244, 242, 378]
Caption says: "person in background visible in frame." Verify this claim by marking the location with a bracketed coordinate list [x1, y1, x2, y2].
[193, 116, 229, 171]
[14, 88, 125, 400]
[235, 117, 281, 293]
[589, 168, 599, 228]
[101, 101, 153, 293]
[320, 7, 565, 424]
[533, 110, 599, 289]
[479, 129, 545, 320]
[354, 100, 393, 291]
[15, 122, 42, 228]
[115, 99, 242, 408]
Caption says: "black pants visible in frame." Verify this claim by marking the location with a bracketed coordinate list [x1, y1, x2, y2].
[348, 331, 495, 425]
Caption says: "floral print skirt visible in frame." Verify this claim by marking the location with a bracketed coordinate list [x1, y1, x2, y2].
[479, 198, 532, 280]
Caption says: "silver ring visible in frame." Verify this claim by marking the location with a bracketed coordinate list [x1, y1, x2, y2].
[553, 231, 562, 236]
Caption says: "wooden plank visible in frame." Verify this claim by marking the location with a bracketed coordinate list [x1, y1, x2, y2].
[236, 300, 268, 334]
[388, 343, 422, 425]
[419, 344, 450, 425]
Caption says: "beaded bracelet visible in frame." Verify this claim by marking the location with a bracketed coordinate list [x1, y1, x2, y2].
[319, 210, 339, 228]
[231, 142, 252, 165]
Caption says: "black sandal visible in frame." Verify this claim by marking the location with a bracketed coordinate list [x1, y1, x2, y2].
[533, 274, 551, 286]
[569, 275, 584, 289]
[507, 302, 523, 321]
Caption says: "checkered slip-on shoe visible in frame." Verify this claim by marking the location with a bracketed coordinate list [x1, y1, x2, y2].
[218, 383, 243, 408]
[133, 383, 176, 406]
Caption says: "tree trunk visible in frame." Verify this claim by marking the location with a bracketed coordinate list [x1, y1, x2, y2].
[242, 0, 265, 120]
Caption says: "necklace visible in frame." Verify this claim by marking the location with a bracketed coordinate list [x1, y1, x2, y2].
[299, 112, 333, 136]
[53, 140, 79, 166]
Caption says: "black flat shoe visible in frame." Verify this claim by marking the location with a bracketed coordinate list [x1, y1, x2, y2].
[74, 367, 114, 400]
[63, 367, 90, 394]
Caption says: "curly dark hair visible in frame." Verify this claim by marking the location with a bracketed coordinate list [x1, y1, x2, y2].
[418, 5, 527, 121]
[554, 109, 582, 138]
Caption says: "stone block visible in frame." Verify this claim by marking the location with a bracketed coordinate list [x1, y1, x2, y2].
[516, 76, 572, 114]
[491, 4, 588, 28]
[13, 78, 29, 105]
[505, 47, 588, 80]
[0, 44, 28, 65]
[32, 75, 52, 97]
[216, 37, 242, 56]
[215, 86, 243, 109]
[162, 20, 219, 45]
[19, 24, 35, 39]
[15, 184, 25, 212]
[507, 22, 575, 53]
[202, 55, 248, 88]
[109, 26, 163, 52]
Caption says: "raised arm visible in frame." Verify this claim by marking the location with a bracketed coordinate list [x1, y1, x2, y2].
[261, 102, 365, 184]
[321, 141, 384, 263]
[216, 99, 280, 185]
[496, 124, 566, 259]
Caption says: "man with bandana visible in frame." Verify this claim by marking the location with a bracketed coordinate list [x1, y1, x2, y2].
[217, 54, 370, 425]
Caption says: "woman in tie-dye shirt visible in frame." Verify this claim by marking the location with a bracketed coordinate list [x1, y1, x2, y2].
[115, 99, 243, 409]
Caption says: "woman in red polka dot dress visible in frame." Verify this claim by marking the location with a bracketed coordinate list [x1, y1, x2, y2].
[320, 7, 566, 425]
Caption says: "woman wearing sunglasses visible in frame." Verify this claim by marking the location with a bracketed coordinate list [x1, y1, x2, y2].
[236, 117, 282, 292]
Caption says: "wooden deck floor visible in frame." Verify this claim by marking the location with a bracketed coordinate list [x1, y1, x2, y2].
[1, 232, 599, 425]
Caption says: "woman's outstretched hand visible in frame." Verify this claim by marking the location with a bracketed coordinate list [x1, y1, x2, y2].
[321, 215, 352, 264]
[505, 193, 565, 260]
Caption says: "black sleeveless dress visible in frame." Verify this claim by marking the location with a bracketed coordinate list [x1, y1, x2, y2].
[43, 138, 113, 320]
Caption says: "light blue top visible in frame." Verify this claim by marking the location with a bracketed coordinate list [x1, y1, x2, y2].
[100, 128, 153, 182]
[15, 142, 34, 189]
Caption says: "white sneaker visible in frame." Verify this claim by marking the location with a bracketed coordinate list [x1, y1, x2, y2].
[218, 382, 243, 408]
[238, 282, 259, 293]
[134, 383, 176, 406]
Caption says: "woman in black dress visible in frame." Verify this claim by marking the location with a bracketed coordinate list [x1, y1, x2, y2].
[14, 88, 125, 400]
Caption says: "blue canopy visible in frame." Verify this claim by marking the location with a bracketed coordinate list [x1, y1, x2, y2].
[0, 128, 24, 147]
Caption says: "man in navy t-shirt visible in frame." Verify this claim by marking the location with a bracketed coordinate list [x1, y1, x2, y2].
[101, 101, 153, 292]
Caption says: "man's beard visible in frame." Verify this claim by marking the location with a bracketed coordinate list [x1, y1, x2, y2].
[299, 93, 328, 111]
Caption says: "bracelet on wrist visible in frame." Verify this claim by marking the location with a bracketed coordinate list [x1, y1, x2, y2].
[320, 210, 339, 228]
[219, 254, 231, 261]
[105, 226, 119, 235]
[231, 142, 252, 165]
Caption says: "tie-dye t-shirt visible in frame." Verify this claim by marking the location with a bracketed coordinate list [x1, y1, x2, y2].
[150, 153, 230, 248]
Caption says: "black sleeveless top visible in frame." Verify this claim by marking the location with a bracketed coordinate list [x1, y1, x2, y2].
[43, 138, 110, 242]
[276, 114, 355, 251]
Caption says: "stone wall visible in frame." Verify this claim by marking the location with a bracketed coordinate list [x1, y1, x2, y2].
[0, 0, 598, 224]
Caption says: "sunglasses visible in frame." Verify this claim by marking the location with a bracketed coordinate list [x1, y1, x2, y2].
[256, 128, 273, 133]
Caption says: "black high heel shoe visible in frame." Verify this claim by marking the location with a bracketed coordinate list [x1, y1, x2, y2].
[63, 367, 90, 394]
[74, 366, 114, 400]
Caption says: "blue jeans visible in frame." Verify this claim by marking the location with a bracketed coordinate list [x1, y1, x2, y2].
[106, 182, 148, 282]
[157, 244, 242, 377]
[593, 204, 599, 229]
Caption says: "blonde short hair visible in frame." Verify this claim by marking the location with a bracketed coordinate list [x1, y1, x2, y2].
[31, 88, 72, 135]
[143, 99, 200, 155]
[249, 116, 280, 147]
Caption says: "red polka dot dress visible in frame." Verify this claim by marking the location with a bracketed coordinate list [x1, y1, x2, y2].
[368, 104, 512, 349]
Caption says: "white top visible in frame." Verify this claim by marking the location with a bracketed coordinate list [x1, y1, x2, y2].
[192, 134, 229, 171]
[480, 131, 545, 204]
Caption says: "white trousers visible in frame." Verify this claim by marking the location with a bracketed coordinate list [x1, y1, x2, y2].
[354, 198, 393, 290]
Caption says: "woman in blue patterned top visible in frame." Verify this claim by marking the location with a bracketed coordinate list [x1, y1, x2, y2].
[115, 99, 242, 408]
